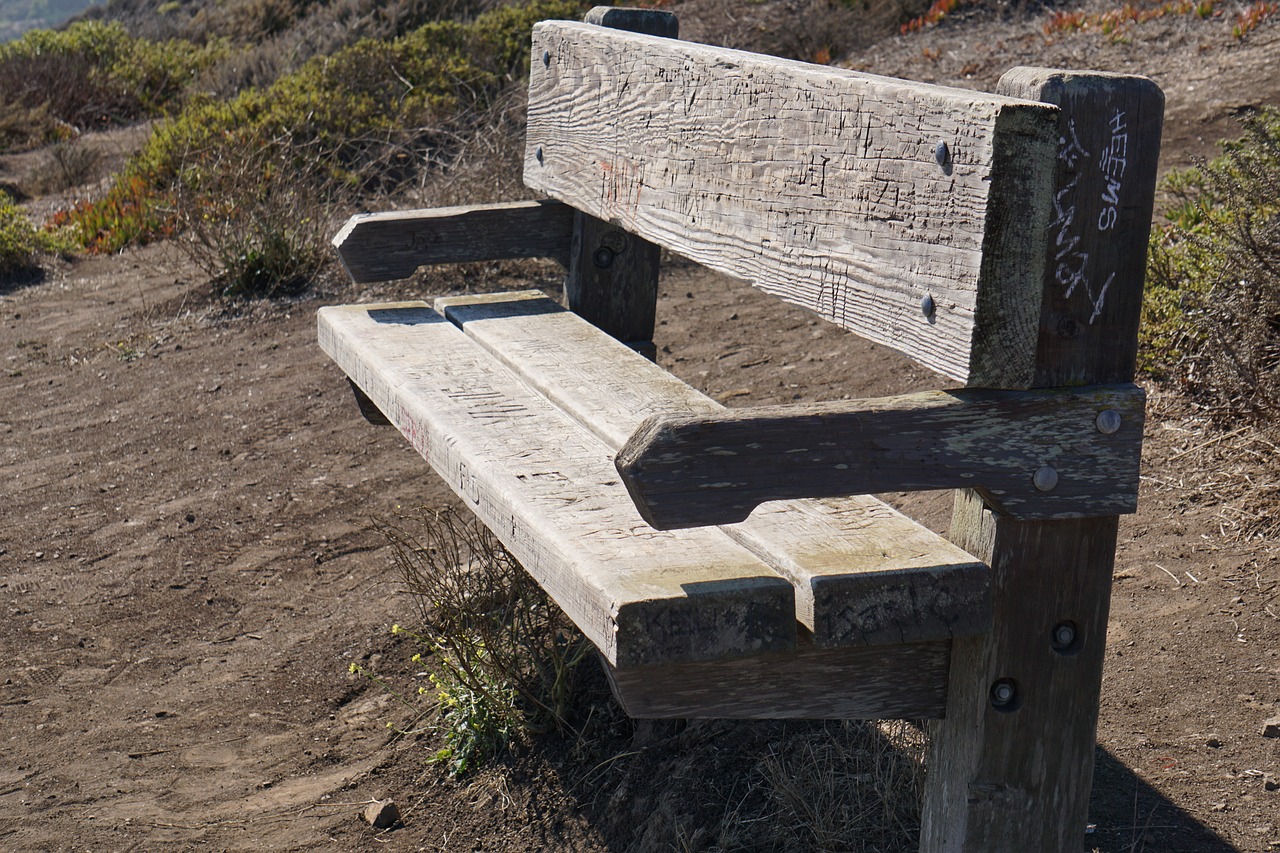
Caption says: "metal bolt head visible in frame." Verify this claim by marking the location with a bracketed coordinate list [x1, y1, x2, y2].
[1033, 465, 1059, 492]
[1052, 622, 1077, 651]
[1096, 409, 1122, 435]
[535, 146, 544, 164]
[921, 293, 936, 319]
[542, 49, 551, 67]
[990, 679, 1017, 709]
[934, 141, 950, 168]
[593, 247, 615, 269]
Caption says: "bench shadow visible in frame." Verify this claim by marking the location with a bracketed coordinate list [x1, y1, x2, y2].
[1088, 746, 1238, 852]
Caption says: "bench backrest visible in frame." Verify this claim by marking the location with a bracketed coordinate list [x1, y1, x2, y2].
[524, 22, 1062, 387]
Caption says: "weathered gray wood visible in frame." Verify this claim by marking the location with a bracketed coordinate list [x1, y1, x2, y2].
[997, 69, 1165, 387]
[318, 301, 797, 667]
[583, 5, 678, 38]
[560, 10, 667, 344]
[330, 200, 574, 283]
[921, 71, 1163, 853]
[436, 290, 990, 647]
[606, 636, 950, 719]
[616, 384, 1144, 527]
[525, 22, 1059, 385]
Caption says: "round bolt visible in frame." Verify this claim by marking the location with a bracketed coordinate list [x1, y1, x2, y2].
[542, 49, 551, 67]
[934, 141, 950, 168]
[1096, 409, 1122, 435]
[593, 247, 615, 269]
[990, 679, 1017, 709]
[1052, 622, 1077, 652]
[535, 146, 544, 164]
[1033, 465, 1059, 493]
[921, 293, 936, 319]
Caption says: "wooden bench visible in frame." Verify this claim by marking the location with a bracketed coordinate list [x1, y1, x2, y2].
[320, 8, 1163, 851]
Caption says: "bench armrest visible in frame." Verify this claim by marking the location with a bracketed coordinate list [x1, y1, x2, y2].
[616, 385, 1145, 529]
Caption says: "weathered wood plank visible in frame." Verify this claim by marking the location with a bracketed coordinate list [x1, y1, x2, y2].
[921, 70, 1163, 853]
[606, 636, 950, 719]
[435, 291, 989, 647]
[330, 200, 574, 283]
[524, 22, 1059, 385]
[560, 9, 668, 345]
[318, 301, 797, 667]
[616, 384, 1144, 527]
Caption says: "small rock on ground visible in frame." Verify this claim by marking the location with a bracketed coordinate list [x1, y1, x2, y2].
[363, 799, 401, 830]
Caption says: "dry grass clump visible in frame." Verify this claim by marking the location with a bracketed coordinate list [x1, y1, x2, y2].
[375, 506, 599, 776]
[1143, 387, 1280, 543]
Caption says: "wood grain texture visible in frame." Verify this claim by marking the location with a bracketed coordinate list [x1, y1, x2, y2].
[617, 384, 1144, 527]
[565, 209, 661, 343]
[920, 71, 1163, 853]
[317, 301, 797, 667]
[524, 22, 1059, 384]
[436, 291, 990, 647]
[605, 636, 950, 719]
[922, 494, 1119, 852]
[330, 200, 574, 283]
[997, 69, 1164, 388]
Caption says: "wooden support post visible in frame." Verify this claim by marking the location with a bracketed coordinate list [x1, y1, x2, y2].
[920, 71, 1163, 852]
[562, 8, 673, 346]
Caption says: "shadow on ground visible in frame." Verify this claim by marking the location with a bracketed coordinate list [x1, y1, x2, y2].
[1089, 747, 1238, 853]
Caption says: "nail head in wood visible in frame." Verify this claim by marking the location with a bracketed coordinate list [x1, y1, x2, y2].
[1096, 409, 1122, 435]
[1032, 465, 1058, 493]
[934, 141, 952, 174]
[921, 293, 936, 320]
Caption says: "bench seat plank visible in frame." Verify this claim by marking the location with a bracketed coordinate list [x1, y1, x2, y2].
[434, 291, 990, 647]
[318, 302, 796, 668]
[525, 22, 1059, 387]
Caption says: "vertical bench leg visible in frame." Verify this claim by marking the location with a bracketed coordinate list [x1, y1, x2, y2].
[921, 71, 1163, 852]
[922, 494, 1119, 851]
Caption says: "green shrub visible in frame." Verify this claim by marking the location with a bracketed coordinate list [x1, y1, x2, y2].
[63, 0, 580, 291]
[0, 21, 227, 151]
[1143, 107, 1280, 426]
[0, 193, 75, 281]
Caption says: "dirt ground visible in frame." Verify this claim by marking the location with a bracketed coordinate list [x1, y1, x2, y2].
[2, 3, 1279, 851]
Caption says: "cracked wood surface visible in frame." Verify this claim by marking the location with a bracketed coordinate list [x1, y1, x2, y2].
[524, 22, 1059, 386]
[434, 291, 989, 647]
[317, 301, 797, 668]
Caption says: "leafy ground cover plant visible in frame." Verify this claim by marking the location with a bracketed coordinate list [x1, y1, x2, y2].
[0, 192, 76, 283]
